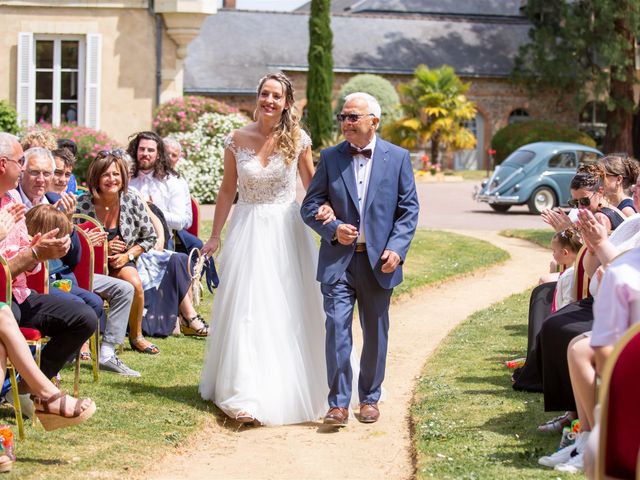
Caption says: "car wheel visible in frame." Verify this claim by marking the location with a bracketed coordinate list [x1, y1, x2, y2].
[528, 186, 556, 214]
[489, 204, 511, 213]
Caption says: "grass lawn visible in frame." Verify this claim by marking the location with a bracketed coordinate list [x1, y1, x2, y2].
[3, 224, 507, 479]
[412, 291, 575, 480]
[501, 229, 554, 250]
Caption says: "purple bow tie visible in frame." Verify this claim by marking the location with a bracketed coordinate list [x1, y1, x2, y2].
[348, 146, 372, 159]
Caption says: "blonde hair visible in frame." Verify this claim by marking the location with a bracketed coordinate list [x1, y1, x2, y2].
[256, 73, 300, 165]
[25, 204, 73, 238]
[21, 128, 57, 151]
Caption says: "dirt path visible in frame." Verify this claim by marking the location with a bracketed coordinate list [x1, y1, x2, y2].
[144, 231, 548, 480]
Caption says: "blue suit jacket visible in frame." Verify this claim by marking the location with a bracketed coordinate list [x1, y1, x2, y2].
[301, 138, 419, 289]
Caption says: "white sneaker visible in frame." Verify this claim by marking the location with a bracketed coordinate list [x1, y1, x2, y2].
[538, 431, 588, 467]
[555, 451, 584, 473]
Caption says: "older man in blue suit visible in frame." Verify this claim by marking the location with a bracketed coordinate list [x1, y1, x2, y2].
[301, 92, 419, 426]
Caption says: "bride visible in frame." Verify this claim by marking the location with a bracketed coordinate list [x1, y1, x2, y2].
[199, 73, 336, 426]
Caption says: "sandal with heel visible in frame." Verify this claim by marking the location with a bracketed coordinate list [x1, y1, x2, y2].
[179, 314, 209, 337]
[30, 391, 96, 432]
[129, 336, 160, 355]
[235, 411, 258, 425]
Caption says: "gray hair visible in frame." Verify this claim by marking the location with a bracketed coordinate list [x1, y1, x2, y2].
[163, 136, 182, 154]
[344, 92, 382, 119]
[0, 132, 19, 158]
[24, 147, 56, 171]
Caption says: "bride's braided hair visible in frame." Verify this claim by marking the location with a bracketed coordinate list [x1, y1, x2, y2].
[256, 73, 300, 165]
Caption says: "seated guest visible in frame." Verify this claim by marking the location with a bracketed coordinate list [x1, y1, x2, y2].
[550, 227, 583, 312]
[0, 132, 97, 385]
[56, 138, 78, 193]
[542, 246, 640, 475]
[50, 148, 75, 195]
[600, 154, 639, 217]
[76, 151, 208, 347]
[20, 128, 57, 152]
[25, 204, 139, 377]
[127, 132, 202, 254]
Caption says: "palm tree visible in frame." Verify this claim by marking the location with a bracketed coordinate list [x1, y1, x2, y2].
[384, 65, 477, 168]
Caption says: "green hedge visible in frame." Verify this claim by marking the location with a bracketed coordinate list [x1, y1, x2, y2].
[0, 99, 20, 134]
[491, 120, 596, 164]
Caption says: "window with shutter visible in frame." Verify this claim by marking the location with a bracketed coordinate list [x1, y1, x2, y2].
[17, 32, 35, 126]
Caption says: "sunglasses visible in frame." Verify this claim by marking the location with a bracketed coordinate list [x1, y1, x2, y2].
[336, 113, 374, 123]
[96, 148, 127, 159]
[567, 191, 597, 208]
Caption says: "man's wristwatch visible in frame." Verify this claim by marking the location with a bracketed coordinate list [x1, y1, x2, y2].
[128, 253, 135, 263]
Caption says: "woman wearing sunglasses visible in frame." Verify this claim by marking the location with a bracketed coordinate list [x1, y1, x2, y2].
[567, 164, 625, 233]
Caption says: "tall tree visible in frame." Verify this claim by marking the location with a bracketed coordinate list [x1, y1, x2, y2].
[513, 0, 640, 154]
[306, 0, 334, 148]
[384, 65, 476, 167]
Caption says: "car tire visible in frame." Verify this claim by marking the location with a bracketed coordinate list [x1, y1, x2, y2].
[489, 204, 511, 213]
[527, 186, 557, 214]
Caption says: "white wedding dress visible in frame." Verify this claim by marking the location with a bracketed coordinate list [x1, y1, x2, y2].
[199, 131, 332, 426]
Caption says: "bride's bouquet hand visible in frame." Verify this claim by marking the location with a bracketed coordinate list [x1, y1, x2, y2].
[202, 236, 220, 257]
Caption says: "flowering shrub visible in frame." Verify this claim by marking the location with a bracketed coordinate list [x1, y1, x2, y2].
[25, 123, 120, 182]
[152, 96, 240, 137]
[173, 112, 248, 203]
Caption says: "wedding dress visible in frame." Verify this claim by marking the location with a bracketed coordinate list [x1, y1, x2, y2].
[199, 131, 332, 426]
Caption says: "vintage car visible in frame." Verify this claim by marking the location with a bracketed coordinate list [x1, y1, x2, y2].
[474, 142, 602, 214]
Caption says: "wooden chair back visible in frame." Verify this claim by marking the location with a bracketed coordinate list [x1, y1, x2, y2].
[25, 261, 49, 294]
[187, 197, 200, 237]
[74, 214, 108, 275]
[72, 226, 95, 291]
[597, 322, 640, 480]
[572, 245, 591, 301]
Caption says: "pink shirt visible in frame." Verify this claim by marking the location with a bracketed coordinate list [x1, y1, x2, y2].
[0, 190, 39, 304]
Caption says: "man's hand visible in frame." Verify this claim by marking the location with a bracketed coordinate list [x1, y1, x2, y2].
[380, 249, 401, 273]
[86, 226, 108, 248]
[336, 224, 358, 245]
[31, 228, 71, 260]
[54, 192, 77, 221]
[0, 203, 25, 241]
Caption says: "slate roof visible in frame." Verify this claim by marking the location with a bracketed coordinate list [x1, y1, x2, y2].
[184, 10, 531, 94]
[295, 0, 526, 17]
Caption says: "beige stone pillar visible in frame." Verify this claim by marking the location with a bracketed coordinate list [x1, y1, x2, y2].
[155, 0, 216, 102]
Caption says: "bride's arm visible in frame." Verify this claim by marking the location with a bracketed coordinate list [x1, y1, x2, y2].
[202, 147, 238, 256]
[298, 146, 335, 224]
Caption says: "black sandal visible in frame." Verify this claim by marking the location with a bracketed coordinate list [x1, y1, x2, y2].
[129, 336, 160, 355]
[179, 314, 209, 337]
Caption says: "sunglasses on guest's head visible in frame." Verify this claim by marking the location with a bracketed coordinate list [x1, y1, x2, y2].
[567, 191, 597, 208]
[336, 113, 374, 123]
[96, 148, 126, 159]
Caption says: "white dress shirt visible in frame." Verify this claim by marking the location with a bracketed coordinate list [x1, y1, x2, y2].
[129, 170, 192, 231]
[351, 136, 376, 244]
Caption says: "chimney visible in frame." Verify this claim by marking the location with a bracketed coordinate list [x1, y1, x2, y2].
[223, 0, 236, 8]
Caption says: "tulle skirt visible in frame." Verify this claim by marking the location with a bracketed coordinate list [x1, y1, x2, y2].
[199, 201, 330, 426]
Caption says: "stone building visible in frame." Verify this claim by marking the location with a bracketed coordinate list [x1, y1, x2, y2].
[0, 0, 215, 143]
[185, 0, 579, 169]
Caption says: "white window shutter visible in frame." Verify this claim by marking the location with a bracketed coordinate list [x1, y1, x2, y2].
[85, 33, 102, 130]
[16, 32, 34, 126]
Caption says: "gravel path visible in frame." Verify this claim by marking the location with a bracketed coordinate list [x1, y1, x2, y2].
[143, 230, 548, 480]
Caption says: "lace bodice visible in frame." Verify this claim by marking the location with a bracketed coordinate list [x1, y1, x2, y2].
[224, 130, 312, 204]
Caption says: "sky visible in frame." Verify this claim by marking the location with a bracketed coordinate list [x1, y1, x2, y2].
[217, 0, 308, 11]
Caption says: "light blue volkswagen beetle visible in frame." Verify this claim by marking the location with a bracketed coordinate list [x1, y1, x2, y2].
[474, 142, 603, 214]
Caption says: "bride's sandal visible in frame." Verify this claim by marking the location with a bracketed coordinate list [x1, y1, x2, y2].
[179, 314, 209, 337]
[0, 425, 15, 473]
[235, 411, 257, 425]
[30, 391, 97, 432]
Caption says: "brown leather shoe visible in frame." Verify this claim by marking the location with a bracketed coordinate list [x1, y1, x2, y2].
[358, 403, 380, 423]
[324, 407, 348, 426]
